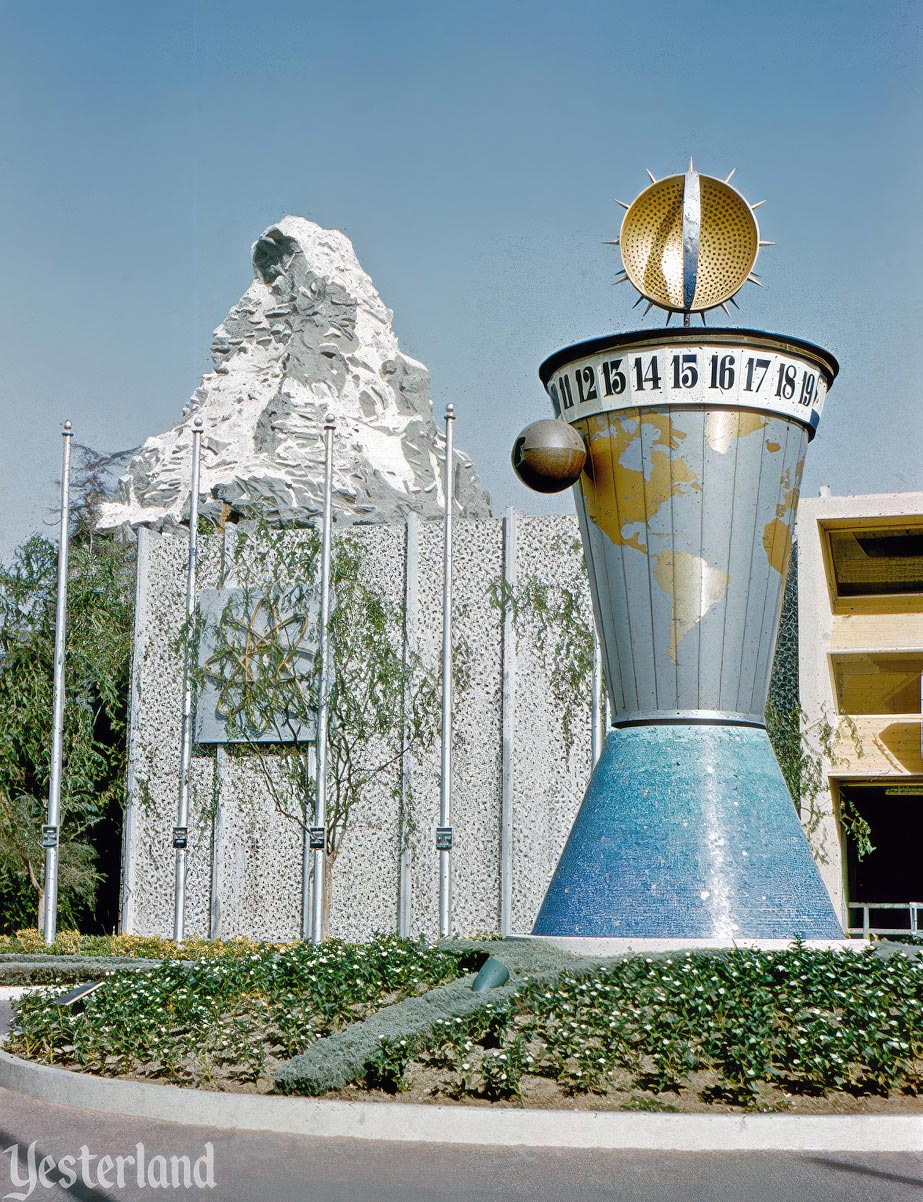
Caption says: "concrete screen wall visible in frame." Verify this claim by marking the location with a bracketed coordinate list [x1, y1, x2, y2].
[121, 508, 816, 944]
[120, 515, 595, 942]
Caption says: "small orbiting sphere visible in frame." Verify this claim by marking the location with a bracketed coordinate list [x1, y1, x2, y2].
[511, 419, 587, 493]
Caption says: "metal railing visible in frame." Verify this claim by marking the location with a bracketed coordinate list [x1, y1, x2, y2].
[847, 901, 923, 938]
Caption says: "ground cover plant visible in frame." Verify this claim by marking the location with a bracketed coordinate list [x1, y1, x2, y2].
[8, 935, 465, 1090]
[353, 946, 923, 1113]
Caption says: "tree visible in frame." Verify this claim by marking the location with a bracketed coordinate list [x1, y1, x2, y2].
[0, 533, 134, 932]
[191, 517, 437, 933]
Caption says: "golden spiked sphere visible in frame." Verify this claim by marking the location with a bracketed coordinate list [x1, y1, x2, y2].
[609, 161, 772, 323]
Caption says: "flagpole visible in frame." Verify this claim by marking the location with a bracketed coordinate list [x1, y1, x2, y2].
[42, 420, 73, 944]
[311, 415, 335, 945]
[173, 416, 203, 943]
[438, 404, 455, 938]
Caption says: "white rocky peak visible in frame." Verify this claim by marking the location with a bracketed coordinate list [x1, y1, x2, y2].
[96, 216, 491, 533]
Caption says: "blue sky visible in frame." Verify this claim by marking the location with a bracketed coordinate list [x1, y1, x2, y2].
[0, 0, 920, 554]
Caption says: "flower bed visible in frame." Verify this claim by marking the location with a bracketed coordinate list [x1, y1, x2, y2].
[8, 936, 466, 1091]
[10, 941, 923, 1112]
[351, 946, 923, 1112]
[0, 929, 266, 959]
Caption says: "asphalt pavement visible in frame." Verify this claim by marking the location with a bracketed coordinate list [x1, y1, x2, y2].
[0, 1085, 920, 1202]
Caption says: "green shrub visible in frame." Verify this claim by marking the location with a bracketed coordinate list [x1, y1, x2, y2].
[403, 947, 923, 1108]
[363, 1036, 417, 1093]
[9, 935, 464, 1087]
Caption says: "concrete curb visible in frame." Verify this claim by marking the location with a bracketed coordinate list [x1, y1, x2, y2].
[1, 1050, 920, 1151]
[515, 936, 863, 955]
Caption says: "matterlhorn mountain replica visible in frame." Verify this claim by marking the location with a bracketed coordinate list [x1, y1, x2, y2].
[96, 217, 491, 533]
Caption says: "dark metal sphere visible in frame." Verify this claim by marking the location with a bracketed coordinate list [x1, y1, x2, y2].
[511, 419, 587, 493]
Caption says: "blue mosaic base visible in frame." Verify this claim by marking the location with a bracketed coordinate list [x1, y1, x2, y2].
[532, 723, 843, 939]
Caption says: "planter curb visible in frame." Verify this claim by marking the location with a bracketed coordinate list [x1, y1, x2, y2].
[1, 1049, 920, 1151]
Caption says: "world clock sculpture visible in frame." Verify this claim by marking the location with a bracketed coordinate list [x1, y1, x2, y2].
[513, 163, 844, 939]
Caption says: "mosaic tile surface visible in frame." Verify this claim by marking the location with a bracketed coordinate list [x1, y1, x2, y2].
[532, 723, 844, 939]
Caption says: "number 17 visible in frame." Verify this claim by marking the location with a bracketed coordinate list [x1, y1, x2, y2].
[744, 357, 771, 392]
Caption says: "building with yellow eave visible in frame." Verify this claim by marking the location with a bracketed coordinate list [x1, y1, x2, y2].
[797, 490, 923, 936]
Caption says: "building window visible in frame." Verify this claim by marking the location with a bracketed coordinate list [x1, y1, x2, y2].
[828, 527, 923, 598]
[843, 784, 923, 929]
[832, 654, 923, 716]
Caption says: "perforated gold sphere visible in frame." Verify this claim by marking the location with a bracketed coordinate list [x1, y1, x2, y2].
[618, 169, 761, 314]
[619, 177, 686, 310]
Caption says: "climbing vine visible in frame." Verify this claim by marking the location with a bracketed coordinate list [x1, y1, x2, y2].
[183, 514, 439, 927]
[487, 536, 595, 751]
[489, 539, 873, 861]
[766, 554, 872, 861]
